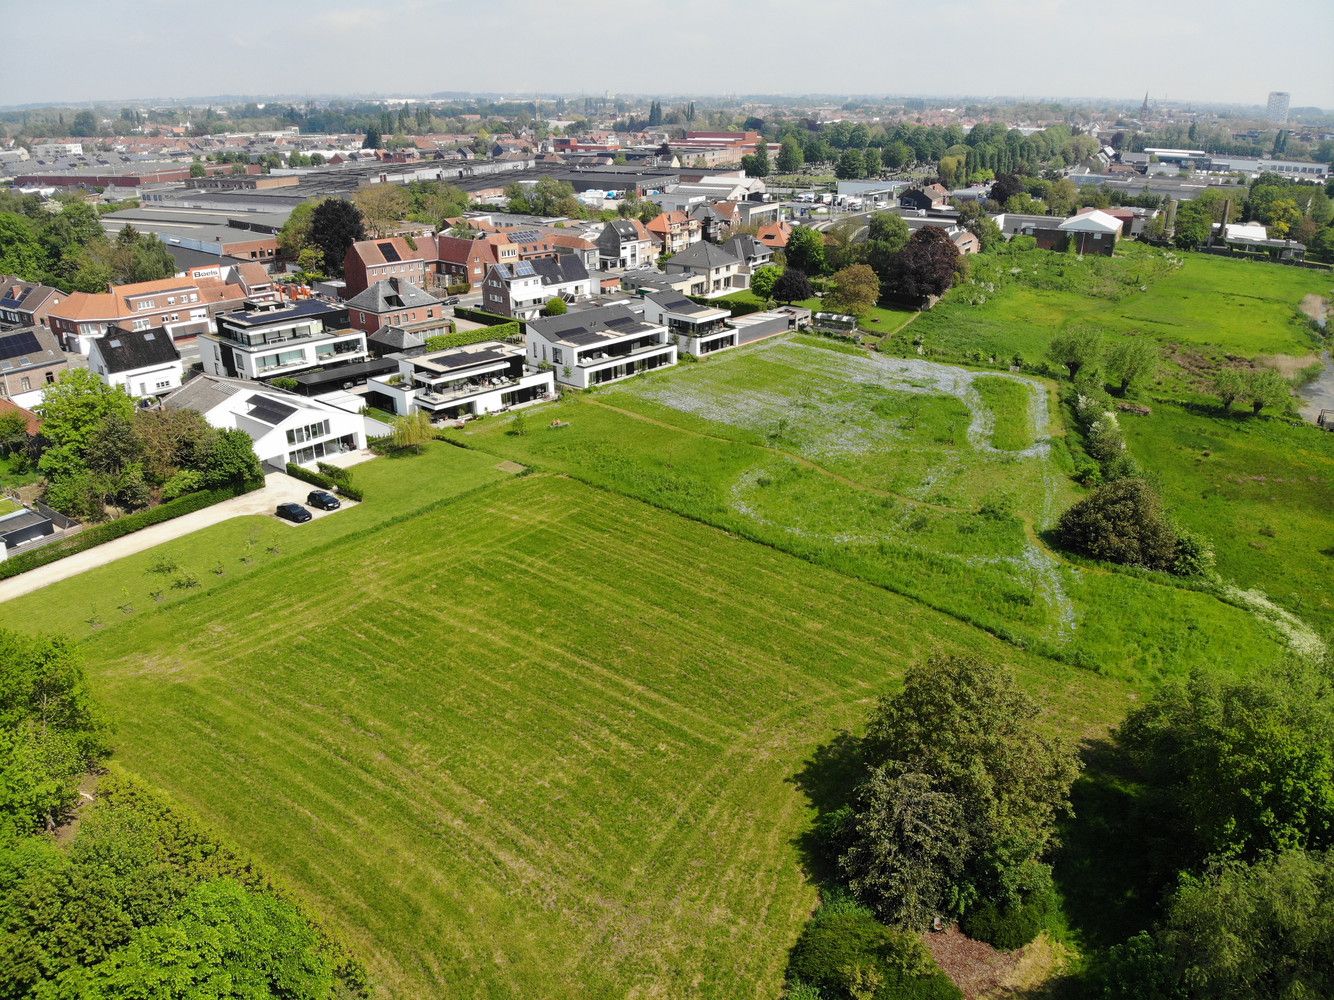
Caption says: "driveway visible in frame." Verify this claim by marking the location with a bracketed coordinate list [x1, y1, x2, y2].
[0, 452, 374, 603]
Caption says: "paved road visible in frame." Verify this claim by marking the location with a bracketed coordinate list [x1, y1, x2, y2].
[0, 454, 372, 603]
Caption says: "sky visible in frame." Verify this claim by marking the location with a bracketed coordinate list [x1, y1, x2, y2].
[4, 0, 1333, 109]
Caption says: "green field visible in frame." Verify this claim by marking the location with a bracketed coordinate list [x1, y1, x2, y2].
[448, 336, 1299, 683]
[896, 247, 1329, 376]
[71, 471, 1127, 999]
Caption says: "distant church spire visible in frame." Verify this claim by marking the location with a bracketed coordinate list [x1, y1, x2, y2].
[1140, 92, 1151, 117]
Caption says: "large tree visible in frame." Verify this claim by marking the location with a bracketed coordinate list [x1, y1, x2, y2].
[749, 264, 781, 302]
[36, 370, 136, 482]
[0, 212, 47, 281]
[1047, 326, 1104, 381]
[352, 184, 411, 238]
[1056, 477, 1179, 570]
[844, 655, 1078, 925]
[784, 226, 828, 277]
[308, 199, 366, 277]
[772, 268, 813, 304]
[1105, 337, 1159, 395]
[826, 264, 880, 317]
[882, 227, 960, 304]
[776, 137, 804, 174]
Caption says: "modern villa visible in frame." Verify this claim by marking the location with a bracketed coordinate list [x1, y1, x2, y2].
[525, 304, 677, 388]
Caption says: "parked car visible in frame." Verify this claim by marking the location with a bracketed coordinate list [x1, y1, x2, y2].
[443, 296, 461, 305]
[276, 502, 312, 524]
[307, 490, 341, 511]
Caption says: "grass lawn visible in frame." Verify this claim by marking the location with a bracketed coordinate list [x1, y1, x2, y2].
[447, 336, 1294, 684]
[80, 472, 1130, 999]
[0, 442, 511, 640]
[1122, 403, 1334, 635]
[972, 376, 1037, 451]
[0, 453, 40, 491]
[716, 290, 918, 338]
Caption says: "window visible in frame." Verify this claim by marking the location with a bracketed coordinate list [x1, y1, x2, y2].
[285, 419, 331, 446]
[155, 379, 172, 390]
[19, 377, 31, 391]
[45, 371, 55, 384]
[552, 348, 562, 364]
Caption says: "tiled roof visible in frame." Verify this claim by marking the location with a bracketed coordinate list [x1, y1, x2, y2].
[90, 327, 181, 374]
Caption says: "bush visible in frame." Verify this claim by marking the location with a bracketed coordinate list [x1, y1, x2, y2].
[1170, 530, 1215, 578]
[959, 873, 1056, 950]
[789, 898, 961, 1000]
[288, 461, 362, 501]
[1057, 477, 1179, 571]
[159, 468, 203, 501]
[0, 486, 252, 581]
[452, 306, 520, 327]
[286, 462, 337, 490]
[426, 325, 519, 352]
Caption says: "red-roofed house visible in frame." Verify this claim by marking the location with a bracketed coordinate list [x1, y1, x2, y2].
[644, 211, 701, 255]
[343, 237, 430, 297]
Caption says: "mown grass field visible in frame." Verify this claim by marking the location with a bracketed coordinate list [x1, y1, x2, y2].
[449, 336, 1297, 684]
[76, 471, 1128, 999]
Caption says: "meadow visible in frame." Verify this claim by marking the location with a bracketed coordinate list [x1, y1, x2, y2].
[74, 471, 1128, 999]
[449, 336, 1300, 684]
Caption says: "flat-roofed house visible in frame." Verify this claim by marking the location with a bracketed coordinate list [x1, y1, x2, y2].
[526, 303, 676, 388]
[365, 340, 554, 421]
[199, 300, 367, 380]
[640, 291, 737, 356]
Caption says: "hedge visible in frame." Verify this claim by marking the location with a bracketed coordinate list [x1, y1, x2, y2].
[693, 295, 762, 318]
[425, 325, 519, 352]
[453, 306, 520, 327]
[0, 483, 256, 582]
[286, 462, 364, 502]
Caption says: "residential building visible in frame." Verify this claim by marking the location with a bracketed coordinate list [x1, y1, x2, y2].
[0, 326, 68, 407]
[435, 234, 495, 290]
[86, 327, 183, 397]
[640, 292, 737, 356]
[0, 279, 65, 331]
[661, 241, 748, 297]
[755, 220, 792, 250]
[345, 278, 444, 333]
[48, 276, 212, 354]
[365, 341, 554, 420]
[526, 304, 676, 388]
[163, 374, 366, 469]
[200, 300, 368, 380]
[644, 210, 701, 255]
[343, 236, 430, 297]
[1266, 91, 1290, 126]
[483, 257, 594, 319]
[597, 219, 657, 270]
[722, 235, 773, 269]
[898, 184, 952, 211]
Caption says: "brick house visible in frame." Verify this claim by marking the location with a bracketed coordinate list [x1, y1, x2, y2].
[345, 278, 445, 333]
[0, 279, 66, 331]
[0, 325, 69, 406]
[343, 237, 430, 297]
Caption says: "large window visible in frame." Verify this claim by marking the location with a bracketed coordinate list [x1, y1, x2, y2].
[286, 419, 331, 446]
[256, 349, 306, 372]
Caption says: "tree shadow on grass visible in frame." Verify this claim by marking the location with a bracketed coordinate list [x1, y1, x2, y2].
[1051, 739, 1181, 951]
[788, 729, 868, 890]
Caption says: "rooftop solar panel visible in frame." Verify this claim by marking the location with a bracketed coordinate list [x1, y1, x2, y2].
[244, 394, 298, 426]
[378, 242, 401, 263]
[0, 331, 43, 360]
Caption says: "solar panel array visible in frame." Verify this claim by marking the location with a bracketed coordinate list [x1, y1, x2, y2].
[0, 330, 43, 360]
[244, 394, 298, 426]
[506, 229, 544, 245]
[378, 242, 401, 263]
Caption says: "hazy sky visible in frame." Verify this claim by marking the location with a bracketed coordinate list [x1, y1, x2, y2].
[4, 0, 1333, 109]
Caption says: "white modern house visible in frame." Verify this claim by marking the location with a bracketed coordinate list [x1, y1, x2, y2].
[365, 340, 554, 421]
[199, 300, 368, 381]
[86, 327, 183, 398]
[640, 291, 737, 356]
[526, 304, 676, 388]
[163, 374, 366, 469]
[1056, 210, 1122, 255]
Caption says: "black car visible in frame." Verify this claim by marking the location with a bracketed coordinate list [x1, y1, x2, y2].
[276, 502, 312, 524]
[307, 490, 341, 511]
[443, 296, 460, 305]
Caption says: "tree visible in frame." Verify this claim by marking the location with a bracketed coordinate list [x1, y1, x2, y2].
[749, 264, 781, 302]
[1243, 368, 1289, 415]
[1105, 337, 1159, 395]
[785, 226, 828, 277]
[200, 428, 263, 489]
[69, 110, 98, 137]
[1056, 477, 1179, 570]
[308, 199, 366, 277]
[864, 213, 911, 288]
[1046, 326, 1104, 381]
[277, 198, 323, 260]
[62, 877, 336, 999]
[1117, 662, 1334, 865]
[542, 297, 567, 317]
[846, 656, 1079, 923]
[826, 264, 880, 317]
[189, 161, 206, 178]
[0, 410, 31, 457]
[0, 212, 47, 280]
[362, 126, 382, 150]
[773, 268, 814, 304]
[134, 407, 213, 485]
[391, 411, 434, 453]
[842, 771, 969, 927]
[882, 228, 960, 304]
[776, 137, 804, 174]
[352, 183, 411, 238]
[37, 370, 135, 482]
[989, 173, 1025, 206]
[1213, 368, 1247, 411]
[741, 143, 769, 179]
[835, 149, 865, 180]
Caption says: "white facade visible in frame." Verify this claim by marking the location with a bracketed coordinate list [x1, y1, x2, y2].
[482, 267, 544, 321]
[366, 341, 554, 420]
[640, 294, 737, 356]
[88, 355, 183, 398]
[201, 304, 368, 380]
[526, 307, 677, 389]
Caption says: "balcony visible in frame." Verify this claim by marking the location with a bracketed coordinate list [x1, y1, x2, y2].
[416, 374, 518, 405]
[575, 339, 669, 367]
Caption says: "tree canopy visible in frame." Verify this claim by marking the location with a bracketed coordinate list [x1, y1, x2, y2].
[881, 228, 961, 304]
[308, 199, 366, 277]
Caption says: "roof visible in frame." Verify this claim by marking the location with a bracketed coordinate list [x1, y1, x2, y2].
[529, 255, 590, 287]
[665, 240, 740, 270]
[218, 298, 346, 329]
[350, 236, 426, 267]
[598, 219, 650, 249]
[0, 279, 63, 314]
[722, 235, 768, 261]
[162, 373, 245, 414]
[527, 304, 659, 347]
[234, 262, 272, 287]
[90, 327, 181, 374]
[0, 398, 41, 435]
[645, 291, 725, 318]
[755, 220, 791, 247]
[50, 276, 203, 323]
[344, 278, 441, 313]
[0, 326, 64, 370]
[644, 210, 690, 235]
[1058, 210, 1122, 234]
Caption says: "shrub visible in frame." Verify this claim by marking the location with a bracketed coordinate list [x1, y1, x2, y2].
[1170, 530, 1215, 578]
[159, 468, 203, 501]
[286, 463, 337, 490]
[425, 325, 519, 352]
[541, 297, 567, 316]
[959, 870, 1056, 950]
[788, 899, 961, 1000]
[1057, 477, 1179, 571]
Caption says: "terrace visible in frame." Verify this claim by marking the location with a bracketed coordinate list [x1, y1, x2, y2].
[575, 337, 671, 367]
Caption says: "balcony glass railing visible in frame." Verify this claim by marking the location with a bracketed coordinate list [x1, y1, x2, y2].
[576, 340, 669, 367]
